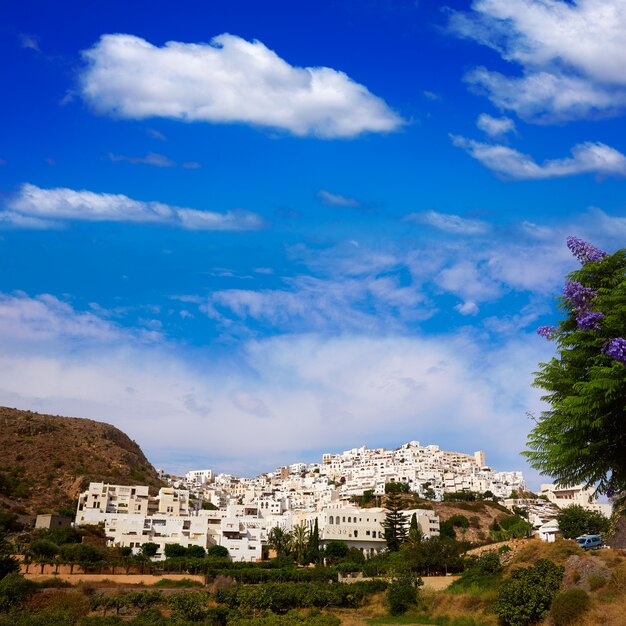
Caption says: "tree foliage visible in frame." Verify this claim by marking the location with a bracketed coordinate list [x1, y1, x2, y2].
[382, 492, 408, 551]
[527, 240, 626, 495]
[556, 504, 610, 539]
[495, 559, 563, 626]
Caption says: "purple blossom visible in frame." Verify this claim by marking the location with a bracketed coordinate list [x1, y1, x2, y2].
[602, 337, 626, 364]
[537, 326, 557, 340]
[566, 236, 606, 264]
[575, 310, 604, 331]
[563, 280, 597, 309]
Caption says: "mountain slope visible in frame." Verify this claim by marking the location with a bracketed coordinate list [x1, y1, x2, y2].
[0, 406, 164, 517]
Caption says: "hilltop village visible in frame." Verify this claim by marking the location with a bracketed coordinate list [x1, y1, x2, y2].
[70, 440, 608, 561]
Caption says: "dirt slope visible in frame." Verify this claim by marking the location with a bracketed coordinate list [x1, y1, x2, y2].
[0, 406, 164, 517]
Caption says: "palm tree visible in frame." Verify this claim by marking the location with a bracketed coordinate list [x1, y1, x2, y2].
[292, 522, 309, 564]
[267, 526, 292, 558]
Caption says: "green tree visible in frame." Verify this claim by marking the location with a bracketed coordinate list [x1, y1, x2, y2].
[495, 559, 563, 626]
[291, 522, 309, 565]
[207, 544, 229, 558]
[29, 539, 58, 560]
[140, 542, 159, 558]
[0, 573, 35, 612]
[186, 545, 206, 559]
[323, 540, 349, 564]
[267, 526, 292, 558]
[386, 574, 422, 616]
[527, 238, 626, 496]
[556, 504, 610, 539]
[383, 492, 408, 551]
[385, 481, 410, 494]
[163, 543, 187, 558]
[306, 518, 320, 564]
[406, 513, 423, 547]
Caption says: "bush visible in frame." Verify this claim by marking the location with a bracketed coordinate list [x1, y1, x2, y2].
[163, 544, 187, 559]
[0, 573, 35, 612]
[386, 578, 419, 615]
[216, 582, 366, 612]
[166, 591, 210, 621]
[30, 539, 59, 559]
[495, 559, 563, 626]
[207, 545, 229, 558]
[0, 555, 19, 580]
[550, 588, 591, 626]
[186, 545, 206, 559]
[59, 543, 105, 563]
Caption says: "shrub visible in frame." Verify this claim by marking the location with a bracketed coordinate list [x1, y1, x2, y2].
[207, 545, 229, 558]
[166, 591, 210, 621]
[386, 578, 418, 615]
[186, 545, 206, 559]
[495, 559, 563, 626]
[59, 543, 104, 563]
[0, 555, 19, 581]
[550, 588, 591, 626]
[163, 544, 187, 558]
[0, 573, 35, 612]
[30, 539, 59, 559]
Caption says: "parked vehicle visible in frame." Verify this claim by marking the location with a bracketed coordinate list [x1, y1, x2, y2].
[576, 534, 603, 550]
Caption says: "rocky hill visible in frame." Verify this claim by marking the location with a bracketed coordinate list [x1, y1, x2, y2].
[0, 406, 164, 517]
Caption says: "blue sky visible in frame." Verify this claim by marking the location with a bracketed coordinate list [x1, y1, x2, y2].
[2, 0, 626, 487]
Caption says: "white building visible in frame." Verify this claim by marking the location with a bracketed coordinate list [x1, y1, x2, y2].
[540, 484, 612, 518]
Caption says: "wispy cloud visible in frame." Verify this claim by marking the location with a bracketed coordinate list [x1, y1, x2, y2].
[80, 33, 403, 138]
[0, 289, 549, 477]
[107, 152, 176, 167]
[19, 33, 40, 52]
[476, 113, 516, 138]
[204, 274, 431, 334]
[405, 210, 490, 235]
[147, 128, 166, 141]
[451, 136, 626, 180]
[450, 0, 626, 122]
[0, 292, 156, 345]
[2, 184, 264, 231]
[317, 189, 361, 208]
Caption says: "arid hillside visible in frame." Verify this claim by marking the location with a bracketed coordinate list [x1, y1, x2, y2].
[0, 406, 164, 517]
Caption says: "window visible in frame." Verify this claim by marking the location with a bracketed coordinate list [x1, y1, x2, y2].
[329, 516, 333, 524]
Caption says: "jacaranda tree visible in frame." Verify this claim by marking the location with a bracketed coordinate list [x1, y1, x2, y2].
[527, 237, 626, 498]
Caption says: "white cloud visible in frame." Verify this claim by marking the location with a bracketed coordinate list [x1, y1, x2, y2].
[107, 152, 176, 167]
[0, 292, 155, 346]
[204, 274, 431, 334]
[451, 136, 626, 180]
[80, 33, 403, 138]
[147, 128, 166, 141]
[455, 300, 479, 316]
[2, 184, 264, 231]
[20, 33, 40, 52]
[476, 113, 516, 138]
[405, 210, 490, 235]
[0, 295, 548, 478]
[466, 68, 626, 122]
[317, 190, 360, 207]
[450, 0, 626, 121]
[436, 260, 502, 305]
